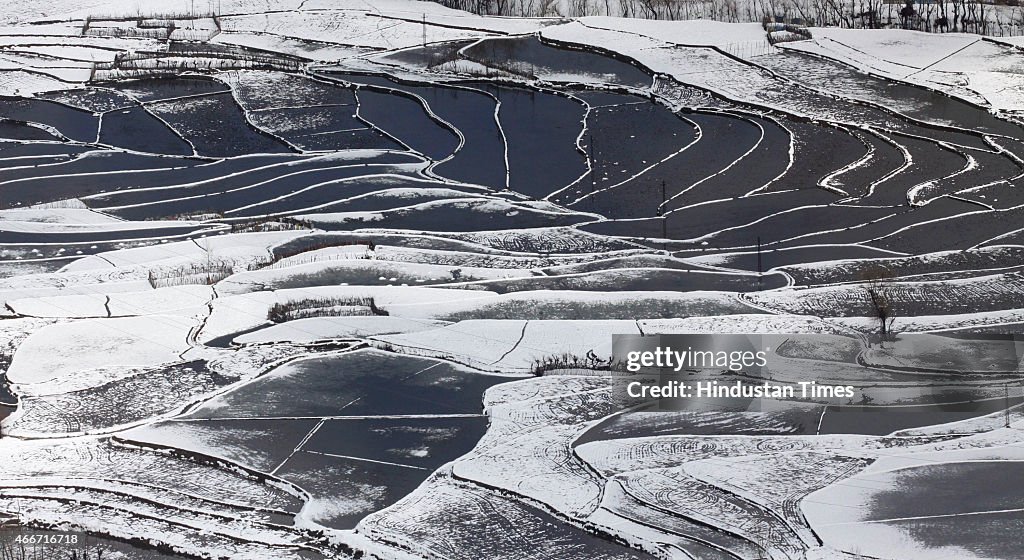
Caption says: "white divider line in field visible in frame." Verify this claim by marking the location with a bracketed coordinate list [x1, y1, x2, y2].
[270, 417, 327, 476]
[661, 112, 765, 209]
[304, 449, 428, 470]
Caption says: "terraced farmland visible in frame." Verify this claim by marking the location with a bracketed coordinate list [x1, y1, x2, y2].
[0, 3, 1023, 560]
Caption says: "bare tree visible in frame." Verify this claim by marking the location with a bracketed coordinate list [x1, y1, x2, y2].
[861, 265, 897, 344]
[935, 0, 949, 31]
[899, 0, 917, 28]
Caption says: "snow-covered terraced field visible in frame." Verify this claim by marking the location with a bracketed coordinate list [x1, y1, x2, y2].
[0, 1, 1023, 559]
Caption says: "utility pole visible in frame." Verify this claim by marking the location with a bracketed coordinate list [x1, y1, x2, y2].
[756, 236, 763, 291]
[422, 14, 427, 47]
[661, 180, 668, 251]
[1006, 382, 1012, 428]
[204, 237, 212, 285]
[589, 134, 596, 197]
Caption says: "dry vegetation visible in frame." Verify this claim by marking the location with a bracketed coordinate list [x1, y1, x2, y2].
[266, 296, 388, 323]
[531, 351, 610, 374]
[147, 261, 235, 288]
[434, 0, 1023, 34]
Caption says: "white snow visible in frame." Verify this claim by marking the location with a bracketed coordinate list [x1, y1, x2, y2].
[374, 318, 638, 371]
[219, 10, 490, 51]
[0, 275, 153, 308]
[0, 219, 202, 234]
[0, 69, 69, 96]
[373, 319, 528, 368]
[217, 256, 532, 296]
[61, 230, 308, 272]
[6, 314, 195, 390]
[805, 28, 980, 71]
[198, 286, 498, 344]
[0, 207, 124, 224]
[576, 16, 767, 47]
[6, 285, 213, 318]
[233, 315, 449, 344]
[784, 28, 1024, 109]
[641, 314, 839, 334]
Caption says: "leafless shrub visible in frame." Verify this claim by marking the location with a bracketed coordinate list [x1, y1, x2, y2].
[147, 261, 235, 288]
[27, 199, 88, 209]
[91, 50, 301, 82]
[229, 219, 307, 235]
[531, 351, 610, 375]
[267, 296, 388, 323]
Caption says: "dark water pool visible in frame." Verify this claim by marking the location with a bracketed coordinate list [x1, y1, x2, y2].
[99, 106, 194, 156]
[187, 348, 509, 419]
[577, 392, 1022, 444]
[765, 49, 1024, 138]
[115, 76, 230, 102]
[0, 121, 56, 141]
[316, 72, 507, 189]
[0, 97, 97, 143]
[464, 36, 651, 88]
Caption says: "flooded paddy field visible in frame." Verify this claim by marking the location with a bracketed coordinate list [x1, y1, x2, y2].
[805, 461, 1024, 559]
[180, 349, 508, 419]
[580, 392, 1024, 441]
[1, 8, 1024, 560]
